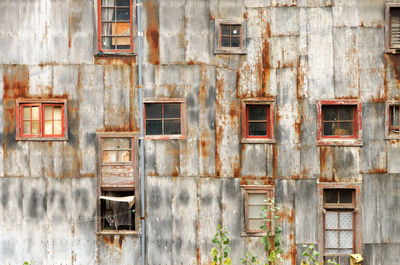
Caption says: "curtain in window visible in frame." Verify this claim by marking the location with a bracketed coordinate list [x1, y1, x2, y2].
[101, 0, 115, 49]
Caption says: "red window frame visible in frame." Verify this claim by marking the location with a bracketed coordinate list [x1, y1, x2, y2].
[242, 185, 275, 235]
[241, 99, 275, 143]
[98, 0, 134, 53]
[385, 101, 400, 139]
[143, 98, 186, 140]
[219, 24, 242, 49]
[317, 100, 362, 146]
[385, 3, 400, 53]
[16, 99, 68, 140]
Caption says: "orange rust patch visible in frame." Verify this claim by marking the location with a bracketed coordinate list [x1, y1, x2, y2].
[366, 168, 387, 174]
[145, 0, 159, 65]
[118, 235, 124, 250]
[94, 56, 136, 65]
[262, 68, 270, 97]
[272, 145, 277, 178]
[102, 235, 115, 245]
[209, 11, 214, 20]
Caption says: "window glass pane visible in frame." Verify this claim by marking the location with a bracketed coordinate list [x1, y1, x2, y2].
[101, 8, 115, 21]
[115, 23, 130, 36]
[164, 104, 180, 118]
[116, 8, 130, 21]
[221, 25, 230, 35]
[339, 231, 353, 249]
[325, 190, 338, 204]
[248, 106, 267, 120]
[248, 193, 266, 204]
[339, 190, 353, 204]
[391, 106, 400, 127]
[118, 151, 131, 162]
[339, 249, 352, 254]
[249, 123, 267, 136]
[44, 121, 53, 135]
[54, 106, 62, 120]
[221, 37, 230, 47]
[323, 122, 336, 136]
[118, 138, 131, 149]
[339, 212, 353, 229]
[231, 25, 241, 36]
[231, 37, 240, 47]
[54, 121, 62, 135]
[164, 120, 181, 134]
[325, 249, 339, 254]
[23, 121, 30, 135]
[248, 219, 263, 231]
[339, 106, 354, 121]
[23, 107, 30, 120]
[325, 211, 338, 229]
[103, 151, 117, 162]
[102, 22, 114, 35]
[32, 121, 40, 135]
[102, 36, 114, 49]
[102, 0, 116, 6]
[44, 106, 52, 120]
[249, 205, 263, 218]
[146, 104, 162, 118]
[337, 122, 353, 136]
[146, 120, 162, 135]
[323, 106, 338, 121]
[116, 0, 130, 6]
[325, 231, 338, 248]
[32, 106, 40, 120]
[103, 138, 117, 150]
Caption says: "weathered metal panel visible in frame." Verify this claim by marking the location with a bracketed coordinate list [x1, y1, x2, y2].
[214, 0, 245, 18]
[241, 144, 267, 177]
[271, 0, 297, 7]
[269, 36, 299, 68]
[154, 65, 184, 98]
[333, 147, 361, 182]
[271, 7, 299, 36]
[0, 65, 4, 177]
[295, 180, 318, 244]
[155, 140, 180, 177]
[307, 7, 334, 99]
[387, 142, 400, 173]
[29, 65, 53, 96]
[332, 0, 358, 27]
[245, 0, 271, 7]
[99, 235, 140, 265]
[385, 54, 400, 100]
[246, 8, 270, 39]
[363, 243, 400, 265]
[359, 0, 385, 28]
[215, 68, 241, 178]
[333, 28, 359, 98]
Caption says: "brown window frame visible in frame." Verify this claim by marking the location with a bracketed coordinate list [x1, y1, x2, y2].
[214, 19, 247, 55]
[96, 132, 140, 235]
[385, 3, 400, 53]
[385, 101, 400, 139]
[97, 0, 135, 54]
[317, 183, 362, 264]
[242, 185, 275, 236]
[317, 100, 362, 146]
[16, 98, 68, 141]
[143, 98, 186, 140]
[241, 99, 275, 144]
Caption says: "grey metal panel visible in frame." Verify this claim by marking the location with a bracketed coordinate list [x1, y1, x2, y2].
[155, 140, 180, 177]
[362, 102, 385, 141]
[299, 8, 308, 55]
[332, 0, 358, 27]
[246, 8, 270, 39]
[333, 28, 359, 98]
[146, 176, 173, 265]
[154, 65, 184, 98]
[271, 7, 299, 37]
[333, 147, 361, 182]
[271, 0, 297, 7]
[245, 0, 271, 7]
[362, 175, 380, 244]
[307, 7, 334, 100]
[319, 146, 334, 181]
[215, 0, 245, 18]
[241, 144, 267, 177]
[144, 140, 156, 176]
[360, 140, 387, 174]
[29, 65, 53, 96]
[269, 36, 299, 68]
[295, 180, 318, 244]
[363, 243, 400, 265]
[359, 0, 385, 28]
[387, 142, 400, 173]
[53, 65, 80, 96]
[0, 65, 3, 177]
[99, 235, 140, 265]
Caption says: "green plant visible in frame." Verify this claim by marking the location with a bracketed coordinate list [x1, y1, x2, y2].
[301, 244, 339, 265]
[260, 198, 283, 265]
[210, 224, 232, 265]
[240, 251, 261, 265]
[23, 260, 34, 265]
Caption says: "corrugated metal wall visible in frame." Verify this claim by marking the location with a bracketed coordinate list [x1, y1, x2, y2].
[0, 0, 399, 264]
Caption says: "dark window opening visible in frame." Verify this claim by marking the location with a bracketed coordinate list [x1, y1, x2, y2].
[247, 105, 269, 137]
[322, 105, 355, 137]
[145, 103, 182, 136]
[389, 105, 400, 133]
[220, 24, 241, 48]
[100, 190, 135, 231]
[391, 7, 400, 49]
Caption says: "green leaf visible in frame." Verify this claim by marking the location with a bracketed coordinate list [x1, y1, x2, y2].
[223, 238, 230, 245]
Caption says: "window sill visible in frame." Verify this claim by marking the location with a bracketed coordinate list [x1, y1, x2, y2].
[97, 230, 140, 236]
[96, 52, 135, 57]
[241, 138, 275, 144]
[317, 139, 363, 147]
[16, 137, 68, 141]
[385, 134, 400, 140]
[241, 232, 272, 237]
[214, 48, 247, 55]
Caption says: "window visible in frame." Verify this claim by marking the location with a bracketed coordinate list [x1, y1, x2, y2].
[385, 101, 400, 139]
[98, 0, 133, 53]
[318, 183, 362, 265]
[242, 185, 274, 235]
[16, 99, 68, 140]
[317, 100, 362, 146]
[96, 133, 139, 234]
[241, 99, 275, 143]
[386, 4, 400, 53]
[214, 19, 247, 54]
[144, 98, 186, 140]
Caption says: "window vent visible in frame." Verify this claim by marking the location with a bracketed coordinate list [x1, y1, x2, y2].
[391, 7, 400, 49]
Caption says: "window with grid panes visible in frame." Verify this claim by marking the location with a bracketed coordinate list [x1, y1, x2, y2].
[323, 189, 355, 262]
[98, 0, 133, 52]
[220, 24, 241, 48]
[322, 105, 356, 137]
[214, 19, 247, 54]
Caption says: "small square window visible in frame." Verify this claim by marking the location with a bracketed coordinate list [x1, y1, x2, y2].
[385, 101, 400, 139]
[241, 99, 275, 144]
[242, 186, 274, 235]
[144, 98, 186, 140]
[214, 19, 247, 54]
[317, 100, 362, 146]
[16, 99, 68, 141]
[97, 133, 139, 234]
[385, 4, 400, 53]
[98, 0, 134, 53]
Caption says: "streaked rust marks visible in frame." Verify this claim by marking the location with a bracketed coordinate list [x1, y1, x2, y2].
[118, 235, 124, 250]
[102, 235, 115, 245]
[145, 0, 159, 64]
[94, 56, 136, 65]
[366, 168, 387, 174]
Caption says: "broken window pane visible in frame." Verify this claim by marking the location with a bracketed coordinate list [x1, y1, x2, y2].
[232, 25, 241, 36]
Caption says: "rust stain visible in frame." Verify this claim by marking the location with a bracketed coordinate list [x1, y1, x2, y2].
[215, 75, 224, 178]
[209, 11, 214, 20]
[188, 60, 194, 65]
[366, 168, 387, 174]
[94, 56, 136, 65]
[129, 65, 137, 131]
[145, 0, 160, 64]
[236, 70, 241, 98]
[118, 235, 124, 250]
[272, 144, 277, 178]
[262, 68, 270, 97]
[102, 235, 115, 245]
